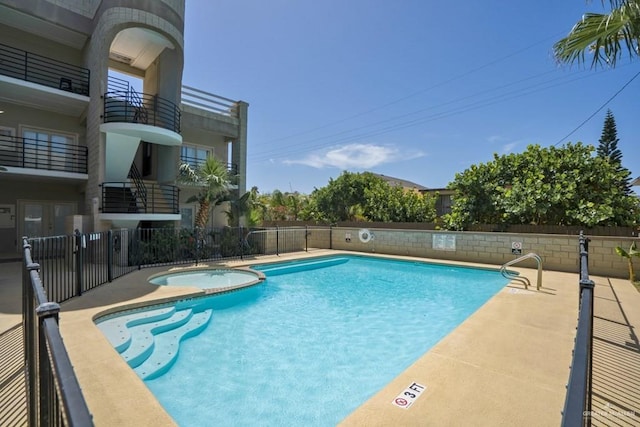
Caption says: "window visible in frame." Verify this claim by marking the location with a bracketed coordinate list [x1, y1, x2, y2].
[180, 206, 194, 228]
[181, 144, 210, 169]
[20, 127, 77, 171]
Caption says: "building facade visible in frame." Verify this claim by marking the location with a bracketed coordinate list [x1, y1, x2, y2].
[0, 0, 248, 255]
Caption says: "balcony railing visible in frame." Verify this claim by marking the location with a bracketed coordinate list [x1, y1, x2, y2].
[101, 182, 179, 214]
[179, 154, 238, 175]
[0, 134, 88, 174]
[0, 42, 90, 95]
[103, 76, 181, 133]
[181, 85, 239, 117]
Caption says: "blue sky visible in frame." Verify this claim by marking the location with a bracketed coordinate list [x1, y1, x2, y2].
[182, 1, 639, 194]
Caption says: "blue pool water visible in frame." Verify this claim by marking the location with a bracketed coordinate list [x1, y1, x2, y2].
[149, 269, 260, 289]
[138, 255, 510, 426]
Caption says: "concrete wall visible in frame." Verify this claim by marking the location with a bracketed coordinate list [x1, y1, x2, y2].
[0, 25, 84, 66]
[0, 100, 86, 138]
[337, 227, 636, 278]
[279, 226, 633, 279]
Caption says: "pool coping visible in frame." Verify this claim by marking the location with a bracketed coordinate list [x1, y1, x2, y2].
[54, 250, 627, 426]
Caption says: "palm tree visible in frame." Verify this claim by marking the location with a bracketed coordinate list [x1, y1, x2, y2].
[178, 156, 230, 228]
[615, 241, 640, 281]
[225, 186, 261, 227]
[554, 0, 640, 67]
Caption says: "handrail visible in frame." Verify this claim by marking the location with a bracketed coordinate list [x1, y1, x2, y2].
[128, 163, 147, 211]
[181, 85, 238, 117]
[561, 231, 594, 426]
[100, 182, 179, 214]
[500, 252, 542, 291]
[22, 238, 94, 426]
[103, 90, 181, 133]
[0, 134, 88, 174]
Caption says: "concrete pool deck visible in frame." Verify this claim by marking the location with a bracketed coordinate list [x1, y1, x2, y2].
[2, 250, 640, 426]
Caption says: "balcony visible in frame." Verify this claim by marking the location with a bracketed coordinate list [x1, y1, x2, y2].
[0, 43, 90, 116]
[100, 182, 179, 215]
[0, 43, 89, 95]
[0, 134, 88, 177]
[103, 77, 181, 135]
[181, 85, 240, 118]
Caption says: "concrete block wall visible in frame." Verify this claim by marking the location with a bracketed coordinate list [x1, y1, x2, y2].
[306, 227, 332, 249]
[325, 227, 634, 279]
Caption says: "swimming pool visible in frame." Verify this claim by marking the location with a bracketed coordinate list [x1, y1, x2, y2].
[115, 255, 510, 426]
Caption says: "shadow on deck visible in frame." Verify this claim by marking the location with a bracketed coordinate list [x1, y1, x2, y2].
[591, 279, 640, 425]
[0, 324, 27, 426]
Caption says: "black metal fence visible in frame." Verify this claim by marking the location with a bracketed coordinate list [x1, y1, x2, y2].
[0, 42, 90, 95]
[561, 232, 595, 426]
[22, 238, 93, 426]
[26, 227, 319, 304]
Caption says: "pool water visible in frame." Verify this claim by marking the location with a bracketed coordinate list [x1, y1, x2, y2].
[143, 256, 510, 426]
[149, 269, 260, 289]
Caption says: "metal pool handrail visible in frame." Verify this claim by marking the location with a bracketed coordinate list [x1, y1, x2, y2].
[500, 252, 542, 291]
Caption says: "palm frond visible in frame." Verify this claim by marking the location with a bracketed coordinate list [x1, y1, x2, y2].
[554, 1, 640, 67]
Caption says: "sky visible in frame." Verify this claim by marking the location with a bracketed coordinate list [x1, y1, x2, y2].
[182, 1, 639, 195]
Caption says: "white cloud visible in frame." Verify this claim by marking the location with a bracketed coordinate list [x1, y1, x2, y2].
[487, 135, 508, 144]
[501, 142, 517, 153]
[283, 143, 425, 169]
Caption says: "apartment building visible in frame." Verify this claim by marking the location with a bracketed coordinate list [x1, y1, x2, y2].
[0, 0, 248, 256]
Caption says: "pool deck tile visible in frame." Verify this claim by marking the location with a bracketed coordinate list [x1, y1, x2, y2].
[2, 250, 640, 426]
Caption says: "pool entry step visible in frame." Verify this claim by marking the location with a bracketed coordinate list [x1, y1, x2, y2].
[96, 303, 213, 380]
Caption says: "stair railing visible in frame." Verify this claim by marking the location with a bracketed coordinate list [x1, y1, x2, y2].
[500, 252, 542, 291]
[128, 163, 147, 212]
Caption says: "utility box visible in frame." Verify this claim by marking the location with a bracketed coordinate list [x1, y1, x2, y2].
[0, 204, 15, 228]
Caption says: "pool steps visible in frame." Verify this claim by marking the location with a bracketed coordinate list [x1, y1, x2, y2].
[98, 306, 177, 353]
[96, 303, 213, 380]
[121, 310, 193, 368]
[134, 309, 212, 380]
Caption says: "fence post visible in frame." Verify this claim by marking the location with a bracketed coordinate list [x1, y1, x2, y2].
[240, 227, 244, 260]
[74, 230, 83, 296]
[137, 228, 142, 270]
[195, 227, 200, 266]
[107, 229, 113, 282]
[276, 226, 279, 256]
[305, 225, 308, 252]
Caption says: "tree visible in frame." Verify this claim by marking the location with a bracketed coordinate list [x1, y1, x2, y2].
[554, 0, 640, 67]
[305, 172, 387, 223]
[597, 109, 632, 194]
[178, 157, 230, 228]
[615, 242, 640, 281]
[301, 171, 437, 223]
[226, 186, 261, 227]
[364, 180, 437, 222]
[444, 143, 639, 229]
[597, 110, 622, 162]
